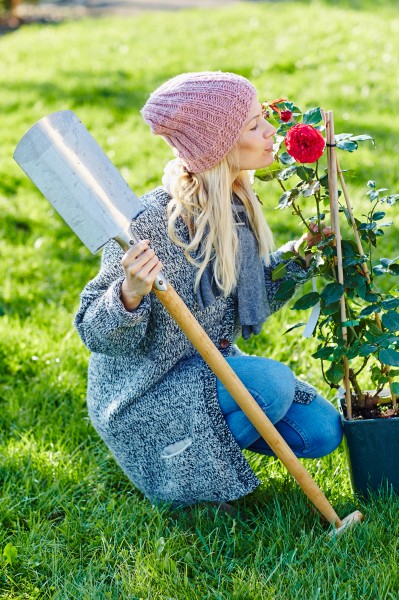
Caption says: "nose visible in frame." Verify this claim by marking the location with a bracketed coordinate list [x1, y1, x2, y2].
[263, 121, 276, 138]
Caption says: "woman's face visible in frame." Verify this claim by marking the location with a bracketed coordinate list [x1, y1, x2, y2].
[237, 96, 276, 171]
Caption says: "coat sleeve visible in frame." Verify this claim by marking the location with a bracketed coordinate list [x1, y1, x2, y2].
[264, 240, 310, 315]
[74, 240, 152, 355]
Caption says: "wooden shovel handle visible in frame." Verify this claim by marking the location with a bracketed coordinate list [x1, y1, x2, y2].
[153, 283, 342, 528]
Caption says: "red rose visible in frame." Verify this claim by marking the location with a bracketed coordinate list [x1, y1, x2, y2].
[285, 124, 325, 163]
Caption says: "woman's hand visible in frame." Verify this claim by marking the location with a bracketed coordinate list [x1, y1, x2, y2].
[120, 239, 163, 310]
[294, 223, 334, 267]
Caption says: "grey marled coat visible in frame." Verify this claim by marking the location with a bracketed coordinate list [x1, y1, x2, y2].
[74, 186, 312, 505]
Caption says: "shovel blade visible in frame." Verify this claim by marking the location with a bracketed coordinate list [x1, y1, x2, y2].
[13, 110, 144, 254]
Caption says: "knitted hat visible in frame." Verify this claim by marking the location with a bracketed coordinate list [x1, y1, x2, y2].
[141, 71, 257, 173]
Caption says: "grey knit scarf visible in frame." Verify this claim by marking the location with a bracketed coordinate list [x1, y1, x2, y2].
[196, 196, 270, 339]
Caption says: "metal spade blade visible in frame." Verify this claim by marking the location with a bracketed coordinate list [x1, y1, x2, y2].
[13, 110, 145, 254]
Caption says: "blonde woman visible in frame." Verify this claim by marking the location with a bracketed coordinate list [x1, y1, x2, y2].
[74, 71, 342, 506]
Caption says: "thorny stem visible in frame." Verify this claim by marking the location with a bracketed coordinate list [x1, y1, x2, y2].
[344, 299, 361, 341]
[354, 356, 370, 378]
[349, 369, 365, 405]
[314, 162, 323, 236]
[291, 200, 310, 231]
[277, 179, 287, 192]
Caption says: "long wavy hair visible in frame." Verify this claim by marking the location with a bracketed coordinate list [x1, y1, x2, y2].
[165, 147, 275, 297]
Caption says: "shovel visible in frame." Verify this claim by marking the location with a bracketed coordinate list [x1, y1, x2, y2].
[14, 110, 363, 534]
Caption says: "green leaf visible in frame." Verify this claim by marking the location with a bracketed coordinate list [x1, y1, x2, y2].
[373, 264, 388, 277]
[350, 134, 374, 144]
[312, 346, 334, 359]
[255, 164, 281, 181]
[379, 348, 399, 367]
[302, 107, 323, 125]
[283, 322, 306, 335]
[302, 180, 321, 197]
[317, 234, 335, 248]
[326, 362, 344, 385]
[321, 301, 341, 316]
[378, 334, 399, 347]
[277, 123, 294, 136]
[322, 246, 334, 257]
[279, 152, 296, 166]
[277, 165, 297, 181]
[319, 173, 329, 188]
[367, 180, 376, 188]
[391, 382, 399, 396]
[273, 279, 297, 301]
[386, 194, 399, 205]
[373, 211, 386, 220]
[336, 140, 358, 152]
[272, 262, 287, 281]
[359, 305, 379, 317]
[281, 251, 297, 260]
[296, 166, 314, 182]
[320, 282, 344, 306]
[358, 344, 378, 357]
[3, 543, 17, 565]
[276, 190, 297, 209]
[292, 292, 320, 310]
[381, 298, 399, 310]
[382, 310, 399, 332]
[368, 322, 385, 337]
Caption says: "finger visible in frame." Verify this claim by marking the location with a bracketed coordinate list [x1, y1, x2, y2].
[135, 254, 162, 280]
[122, 246, 155, 272]
[122, 239, 150, 264]
[142, 261, 164, 287]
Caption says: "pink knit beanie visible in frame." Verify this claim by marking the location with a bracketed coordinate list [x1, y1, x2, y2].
[141, 71, 258, 173]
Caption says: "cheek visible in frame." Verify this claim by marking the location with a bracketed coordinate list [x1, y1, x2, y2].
[238, 137, 257, 153]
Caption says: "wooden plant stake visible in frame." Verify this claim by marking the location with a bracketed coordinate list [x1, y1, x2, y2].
[325, 111, 353, 419]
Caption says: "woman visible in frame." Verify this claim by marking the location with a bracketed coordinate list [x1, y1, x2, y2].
[74, 71, 343, 506]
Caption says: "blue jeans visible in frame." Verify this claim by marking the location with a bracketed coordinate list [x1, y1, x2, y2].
[217, 356, 343, 458]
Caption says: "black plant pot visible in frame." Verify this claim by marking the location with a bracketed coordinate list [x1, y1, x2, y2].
[339, 400, 399, 496]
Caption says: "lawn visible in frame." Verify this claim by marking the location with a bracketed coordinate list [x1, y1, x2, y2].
[1, 0, 399, 597]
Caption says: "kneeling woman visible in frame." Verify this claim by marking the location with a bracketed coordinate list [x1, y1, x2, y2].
[74, 71, 343, 505]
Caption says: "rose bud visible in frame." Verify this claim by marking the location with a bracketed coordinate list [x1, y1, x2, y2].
[280, 109, 293, 123]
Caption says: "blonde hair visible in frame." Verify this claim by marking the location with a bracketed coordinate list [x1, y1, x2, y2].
[166, 148, 275, 297]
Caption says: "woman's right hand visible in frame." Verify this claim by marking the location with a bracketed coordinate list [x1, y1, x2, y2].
[120, 239, 163, 310]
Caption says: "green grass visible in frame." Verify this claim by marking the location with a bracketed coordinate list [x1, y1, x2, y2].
[1, 1, 399, 597]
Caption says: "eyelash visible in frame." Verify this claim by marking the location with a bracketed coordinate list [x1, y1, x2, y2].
[250, 123, 258, 131]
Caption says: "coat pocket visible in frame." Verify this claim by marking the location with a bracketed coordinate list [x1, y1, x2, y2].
[160, 437, 193, 459]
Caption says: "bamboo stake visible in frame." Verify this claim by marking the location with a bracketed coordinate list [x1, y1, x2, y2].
[325, 111, 353, 419]
[336, 157, 397, 411]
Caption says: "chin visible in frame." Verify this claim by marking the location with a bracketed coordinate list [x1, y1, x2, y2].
[256, 157, 274, 169]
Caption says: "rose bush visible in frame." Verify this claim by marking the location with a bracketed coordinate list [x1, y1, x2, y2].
[256, 99, 399, 419]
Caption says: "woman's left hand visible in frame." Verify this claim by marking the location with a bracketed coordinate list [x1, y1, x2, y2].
[294, 223, 334, 267]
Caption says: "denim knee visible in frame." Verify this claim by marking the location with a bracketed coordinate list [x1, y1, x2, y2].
[305, 399, 343, 457]
[218, 356, 296, 423]
[247, 394, 343, 459]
